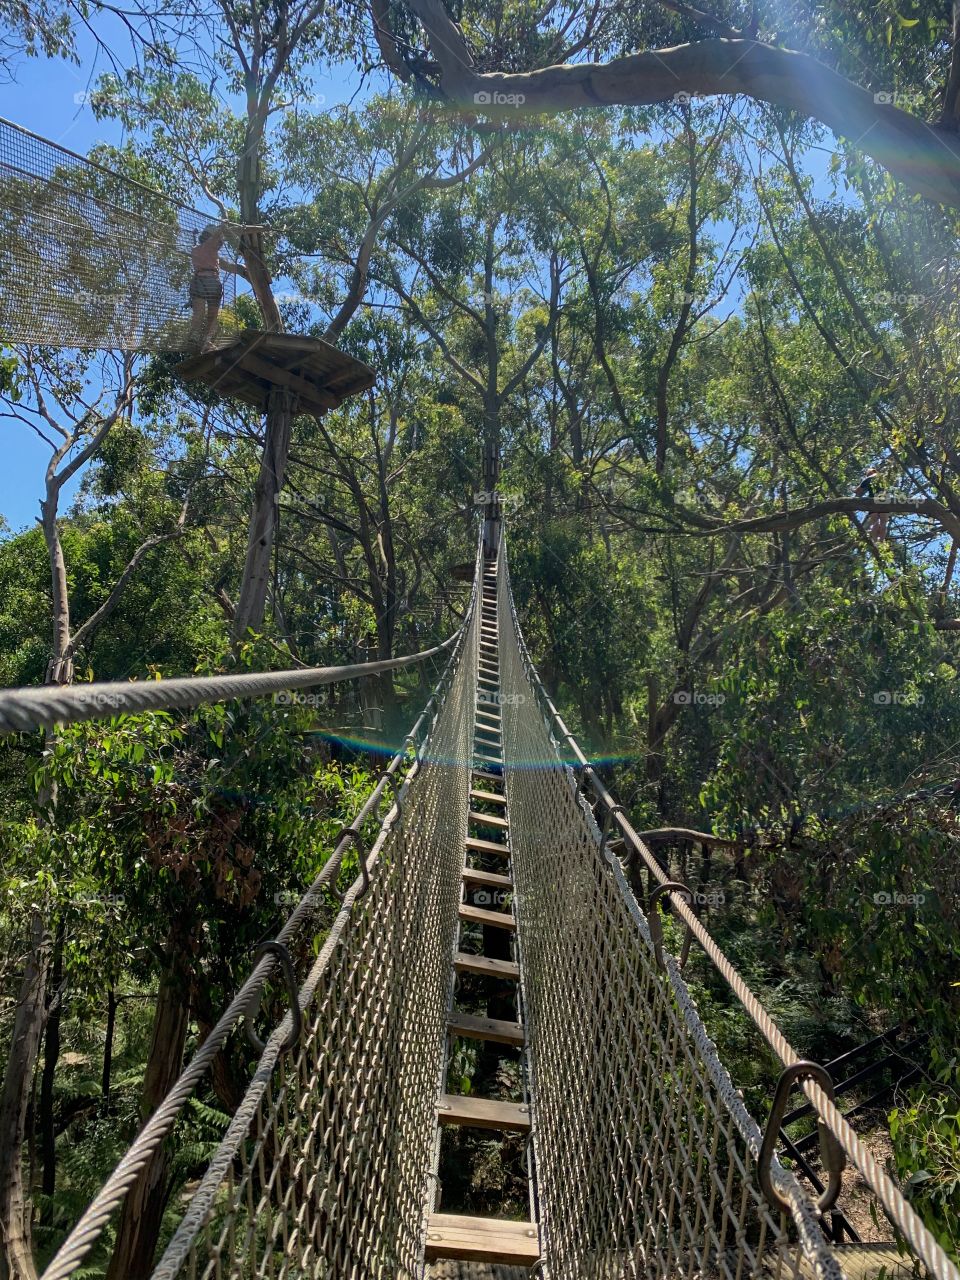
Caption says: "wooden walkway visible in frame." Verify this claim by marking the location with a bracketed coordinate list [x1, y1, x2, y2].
[426, 557, 541, 1271]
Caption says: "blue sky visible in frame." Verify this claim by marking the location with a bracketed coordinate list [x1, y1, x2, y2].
[0, 31, 130, 533]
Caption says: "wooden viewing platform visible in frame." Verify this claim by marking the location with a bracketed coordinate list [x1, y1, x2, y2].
[176, 331, 375, 413]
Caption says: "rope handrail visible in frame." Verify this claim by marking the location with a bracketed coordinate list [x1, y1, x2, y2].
[38, 543, 483, 1280]
[0, 633, 461, 735]
[501, 536, 959, 1280]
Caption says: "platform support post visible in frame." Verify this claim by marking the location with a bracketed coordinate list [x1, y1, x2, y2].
[234, 385, 295, 639]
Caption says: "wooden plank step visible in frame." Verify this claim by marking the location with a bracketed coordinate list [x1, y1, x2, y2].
[471, 769, 503, 784]
[475, 723, 501, 737]
[470, 788, 507, 806]
[469, 809, 509, 830]
[448, 1012, 525, 1047]
[459, 904, 516, 930]
[465, 835, 509, 857]
[475, 706, 501, 718]
[425, 1215, 538, 1266]
[454, 952, 519, 980]
[437, 1095, 531, 1133]
[462, 866, 512, 888]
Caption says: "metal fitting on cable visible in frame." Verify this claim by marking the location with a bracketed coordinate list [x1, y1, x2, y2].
[330, 825, 370, 903]
[243, 941, 302, 1054]
[759, 1061, 846, 1216]
[574, 760, 596, 800]
[378, 767, 403, 821]
[647, 880, 695, 972]
[598, 803, 627, 859]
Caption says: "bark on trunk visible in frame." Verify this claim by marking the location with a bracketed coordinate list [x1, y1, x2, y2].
[39, 929, 64, 1202]
[105, 965, 190, 1280]
[101, 989, 117, 1113]
[0, 914, 51, 1280]
[0, 504, 71, 1278]
[233, 387, 295, 638]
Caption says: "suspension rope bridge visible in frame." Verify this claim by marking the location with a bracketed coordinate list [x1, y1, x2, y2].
[2, 525, 956, 1280]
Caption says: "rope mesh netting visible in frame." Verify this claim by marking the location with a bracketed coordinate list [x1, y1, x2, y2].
[37, 537, 960, 1280]
[497, 549, 841, 1280]
[0, 115, 243, 351]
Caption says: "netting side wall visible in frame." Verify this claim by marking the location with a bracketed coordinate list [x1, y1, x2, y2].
[152, 599, 478, 1280]
[0, 116, 241, 351]
[496, 551, 845, 1280]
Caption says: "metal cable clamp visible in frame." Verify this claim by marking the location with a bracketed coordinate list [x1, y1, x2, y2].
[379, 767, 403, 822]
[758, 1061, 846, 1215]
[647, 880, 695, 971]
[598, 804, 628, 859]
[330, 825, 370, 903]
[243, 941, 302, 1054]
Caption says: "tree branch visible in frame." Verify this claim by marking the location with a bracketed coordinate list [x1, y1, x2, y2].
[400, 14, 960, 207]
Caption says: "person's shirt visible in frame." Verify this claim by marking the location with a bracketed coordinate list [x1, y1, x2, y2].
[191, 237, 222, 273]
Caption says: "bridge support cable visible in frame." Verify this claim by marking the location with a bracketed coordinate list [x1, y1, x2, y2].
[496, 536, 959, 1280]
[40, 547, 483, 1280]
[0, 632, 462, 734]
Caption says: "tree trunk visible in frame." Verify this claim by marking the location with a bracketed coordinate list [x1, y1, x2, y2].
[0, 913, 51, 1280]
[39, 495, 72, 687]
[105, 964, 190, 1280]
[233, 387, 295, 638]
[101, 988, 117, 1114]
[39, 928, 64, 1202]
[232, 128, 290, 641]
[0, 497, 72, 1278]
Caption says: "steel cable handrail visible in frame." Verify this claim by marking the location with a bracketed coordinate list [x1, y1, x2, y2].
[0, 635, 462, 735]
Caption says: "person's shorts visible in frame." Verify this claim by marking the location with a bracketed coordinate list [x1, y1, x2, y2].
[189, 273, 223, 302]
